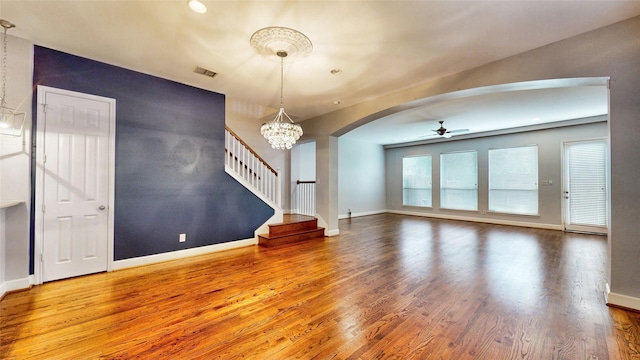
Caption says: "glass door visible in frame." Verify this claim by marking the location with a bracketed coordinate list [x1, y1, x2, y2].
[563, 139, 608, 234]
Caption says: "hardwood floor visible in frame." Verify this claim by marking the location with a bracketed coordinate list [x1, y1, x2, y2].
[2, 214, 639, 359]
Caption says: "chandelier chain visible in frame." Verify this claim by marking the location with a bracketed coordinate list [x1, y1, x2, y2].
[279, 55, 284, 108]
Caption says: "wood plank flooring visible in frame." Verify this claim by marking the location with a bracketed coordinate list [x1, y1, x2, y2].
[2, 214, 639, 359]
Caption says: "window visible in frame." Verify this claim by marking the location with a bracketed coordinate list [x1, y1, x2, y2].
[441, 151, 477, 210]
[403, 155, 432, 207]
[488, 145, 538, 215]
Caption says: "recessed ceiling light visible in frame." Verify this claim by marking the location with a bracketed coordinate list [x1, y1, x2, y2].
[532, 117, 541, 122]
[333, 100, 341, 105]
[330, 69, 342, 75]
[188, 0, 207, 13]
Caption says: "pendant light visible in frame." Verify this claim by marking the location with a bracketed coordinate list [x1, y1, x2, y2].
[0, 19, 25, 137]
[250, 27, 311, 150]
[259, 50, 303, 150]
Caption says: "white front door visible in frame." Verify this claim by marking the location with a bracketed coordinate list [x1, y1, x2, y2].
[36, 86, 115, 282]
[563, 139, 608, 234]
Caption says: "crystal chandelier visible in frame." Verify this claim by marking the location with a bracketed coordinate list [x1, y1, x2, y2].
[260, 51, 303, 150]
[0, 19, 25, 137]
[251, 27, 311, 150]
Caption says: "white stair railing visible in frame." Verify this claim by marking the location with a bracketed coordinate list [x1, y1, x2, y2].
[296, 180, 316, 216]
[225, 126, 280, 207]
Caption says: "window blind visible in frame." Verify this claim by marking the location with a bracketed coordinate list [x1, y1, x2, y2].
[440, 151, 477, 210]
[568, 141, 607, 227]
[403, 155, 432, 207]
[488, 145, 538, 215]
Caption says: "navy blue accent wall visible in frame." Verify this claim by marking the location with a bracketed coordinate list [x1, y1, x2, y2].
[33, 46, 273, 262]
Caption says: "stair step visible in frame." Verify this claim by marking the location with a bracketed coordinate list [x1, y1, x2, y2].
[258, 227, 325, 248]
[267, 218, 318, 236]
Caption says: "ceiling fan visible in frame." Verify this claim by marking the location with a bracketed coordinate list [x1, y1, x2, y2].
[430, 120, 469, 138]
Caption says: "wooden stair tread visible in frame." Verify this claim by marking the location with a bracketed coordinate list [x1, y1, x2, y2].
[267, 219, 318, 236]
[258, 216, 324, 247]
[258, 227, 324, 241]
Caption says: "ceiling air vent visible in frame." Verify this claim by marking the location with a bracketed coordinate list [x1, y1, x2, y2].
[194, 66, 217, 78]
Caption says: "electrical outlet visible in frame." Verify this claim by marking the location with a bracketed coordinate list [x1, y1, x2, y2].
[179, 233, 186, 242]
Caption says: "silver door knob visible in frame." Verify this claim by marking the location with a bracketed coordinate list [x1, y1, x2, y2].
[98, 205, 106, 210]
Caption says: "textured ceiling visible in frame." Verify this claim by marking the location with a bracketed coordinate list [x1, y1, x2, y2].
[2, 1, 637, 143]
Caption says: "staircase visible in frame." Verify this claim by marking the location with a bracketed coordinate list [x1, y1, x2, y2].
[258, 215, 325, 247]
[225, 126, 324, 246]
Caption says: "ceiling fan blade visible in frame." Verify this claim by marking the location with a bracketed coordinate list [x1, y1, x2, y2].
[447, 128, 469, 134]
[418, 133, 440, 139]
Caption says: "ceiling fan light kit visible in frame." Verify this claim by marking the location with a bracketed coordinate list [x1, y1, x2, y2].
[431, 120, 468, 139]
[251, 27, 311, 150]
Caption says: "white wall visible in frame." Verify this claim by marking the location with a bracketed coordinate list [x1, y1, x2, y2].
[294, 141, 316, 181]
[0, 35, 33, 296]
[290, 141, 315, 214]
[385, 121, 606, 228]
[338, 137, 386, 218]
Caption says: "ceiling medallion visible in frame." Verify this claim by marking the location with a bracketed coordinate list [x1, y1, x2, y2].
[250, 27, 313, 62]
[251, 27, 312, 150]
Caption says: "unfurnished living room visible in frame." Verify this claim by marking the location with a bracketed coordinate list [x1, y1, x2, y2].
[1, 1, 640, 359]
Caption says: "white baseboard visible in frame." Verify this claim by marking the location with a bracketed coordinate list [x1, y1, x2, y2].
[325, 229, 340, 237]
[387, 209, 564, 231]
[338, 209, 386, 220]
[113, 238, 258, 271]
[312, 213, 339, 237]
[0, 276, 33, 298]
[605, 283, 640, 312]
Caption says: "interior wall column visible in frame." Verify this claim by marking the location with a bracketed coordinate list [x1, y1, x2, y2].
[281, 148, 291, 211]
[315, 135, 339, 236]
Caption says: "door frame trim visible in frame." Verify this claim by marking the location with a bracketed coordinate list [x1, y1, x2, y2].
[34, 86, 116, 285]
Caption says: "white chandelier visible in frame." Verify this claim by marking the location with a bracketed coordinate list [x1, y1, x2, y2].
[0, 19, 25, 137]
[250, 27, 312, 150]
[260, 51, 303, 150]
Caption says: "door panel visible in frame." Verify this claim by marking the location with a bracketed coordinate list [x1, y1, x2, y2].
[563, 139, 607, 234]
[41, 90, 112, 282]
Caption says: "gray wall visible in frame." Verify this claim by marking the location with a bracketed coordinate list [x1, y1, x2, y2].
[338, 137, 386, 218]
[385, 121, 607, 227]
